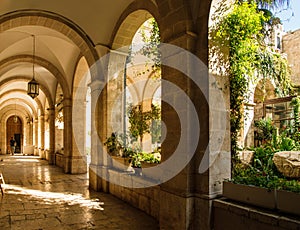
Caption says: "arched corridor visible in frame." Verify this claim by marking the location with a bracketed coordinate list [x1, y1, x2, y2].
[1, 1, 299, 229]
[0, 155, 158, 229]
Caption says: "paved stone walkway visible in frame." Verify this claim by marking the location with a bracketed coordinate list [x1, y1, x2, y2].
[0, 155, 159, 230]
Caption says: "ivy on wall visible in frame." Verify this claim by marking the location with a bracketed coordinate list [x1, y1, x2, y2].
[210, 1, 292, 157]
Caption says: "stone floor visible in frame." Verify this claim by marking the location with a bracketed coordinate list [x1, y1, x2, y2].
[0, 155, 159, 230]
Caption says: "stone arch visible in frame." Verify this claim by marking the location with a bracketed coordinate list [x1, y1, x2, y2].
[0, 55, 70, 99]
[110, 1, 160, 50]
[0, 76, 54, 108]
[0, 103, 31, 154]
[254, 78, 276, 104]
[69, 56, 91, 173]
[0, 97, 38, 119]
[0, 10, 99, 67]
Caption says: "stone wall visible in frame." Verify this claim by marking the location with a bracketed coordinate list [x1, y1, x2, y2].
[108, 170, 160, 220]
[283, 29, 300, 86]
[213, 199, 300, 230]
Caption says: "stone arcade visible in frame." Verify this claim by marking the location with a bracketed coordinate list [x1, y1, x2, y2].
[0, 1, 299, 229]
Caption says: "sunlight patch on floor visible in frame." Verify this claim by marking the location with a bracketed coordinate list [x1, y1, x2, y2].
[2, 184, 104, 210]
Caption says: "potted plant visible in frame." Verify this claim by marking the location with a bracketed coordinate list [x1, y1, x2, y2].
[104, 132, 122, 156]
[223, 166, 278, 209]
[104, 133, 133, 171]
[141, 151, 160, 168]
[223, 145, 280, 210]
[141, 152, 161, 179]
[223, 133, 300, 214]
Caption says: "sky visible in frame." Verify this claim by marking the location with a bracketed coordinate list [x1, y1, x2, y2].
[273, 0, 300, 32]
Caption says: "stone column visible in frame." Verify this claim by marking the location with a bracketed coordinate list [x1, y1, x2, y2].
[89, 44, 110, 191]
[63, 96, 88, 174]
[39, 115, 45, 158]
[0, 120, 4, 154]
[244, 102, 255, 148]
[34, 118, 39, 156]
[48, 107, 55, 164]
[63, 98, 72, 173]
[89, 79, 109, 191]
[28, 119, 33, 145]
[107, 49, 128, 137]
[158, 31, 231, 229]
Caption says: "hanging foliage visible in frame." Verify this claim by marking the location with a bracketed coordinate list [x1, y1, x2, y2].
[210, 1, 293, 157]
[127, 103, 161, 145]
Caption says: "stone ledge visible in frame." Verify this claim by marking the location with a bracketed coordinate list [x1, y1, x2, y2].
[213, 199, 300, 230]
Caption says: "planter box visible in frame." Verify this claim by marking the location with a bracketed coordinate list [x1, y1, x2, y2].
[223, 181, 276, 209]
[141, 162, 160, 180]
[277, 190, 300, 216]
[111, 156, 132, 172]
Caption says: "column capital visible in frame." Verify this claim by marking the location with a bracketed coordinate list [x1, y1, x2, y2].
[62, 98, 72, 107]
[94, 44, 110, 57]
[89, 79, 105, 92]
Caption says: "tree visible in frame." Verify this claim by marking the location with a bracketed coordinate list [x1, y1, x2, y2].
[128, 103, 160, 147]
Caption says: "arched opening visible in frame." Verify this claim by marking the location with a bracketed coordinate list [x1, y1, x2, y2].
[0, 10, 99, 173]
[72, 56, 91, 172]
[107, 16, 161, 165]
[6, 116, 23, 154]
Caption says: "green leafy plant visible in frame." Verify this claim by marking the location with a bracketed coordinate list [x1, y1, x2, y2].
[210, 1, 292, 159]
[129, 151, 161, 168]
[104, 132, 122, 156]
[290, 97, 300, 141]
[138, 18, 161, 78]
[254, 118, 276, 144]
[128, 103, 160, 146]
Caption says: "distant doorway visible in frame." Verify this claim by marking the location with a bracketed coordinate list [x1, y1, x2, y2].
[14, 133, 22, 153]
[6, 116, 23, 154]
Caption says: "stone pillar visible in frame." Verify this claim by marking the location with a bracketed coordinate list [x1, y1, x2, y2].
[158, 31, 231, 229]
[48, 107, 55, 164]
[28, 119, 33, 145]
[107, 49, 128, 137]
[141, 99, 153, 152]
[71, 94, 88, 174]
[63, 98, 72, 173]
[89, 79, 109, 191]
[89, 44, 110, 191]
[34, 118, 39, 156]
[0, 120, 4, 154]
[62, 96, 88, 174]
[39, 115, 45, 157]
[244, 102, 255, 148]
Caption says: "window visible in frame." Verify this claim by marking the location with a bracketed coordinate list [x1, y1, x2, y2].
[264, 96, 296, 130]
[276, 36, 281, 50]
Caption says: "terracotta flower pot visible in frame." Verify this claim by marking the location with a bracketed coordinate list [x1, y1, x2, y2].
[111, 156, 132, 172]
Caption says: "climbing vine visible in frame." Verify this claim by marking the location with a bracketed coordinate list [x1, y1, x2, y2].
[210, 1, 292, 157]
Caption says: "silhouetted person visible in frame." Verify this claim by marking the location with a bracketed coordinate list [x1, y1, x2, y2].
[10, 137, 16, 155]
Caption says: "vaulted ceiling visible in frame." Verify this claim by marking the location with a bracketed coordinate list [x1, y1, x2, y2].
[0, 0, 136, 121]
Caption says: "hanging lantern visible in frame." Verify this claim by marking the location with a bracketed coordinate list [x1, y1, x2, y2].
[27, 77, 39, 99]
[27, 34, 39, 99]
[13, 115, 18, 123]
[13, 102, 18, 123]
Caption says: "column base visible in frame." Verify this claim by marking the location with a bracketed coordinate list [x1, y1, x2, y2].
[64, 156, 88, 174]
[159, 190, 213, 230]
[89, 165, 109, 192]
